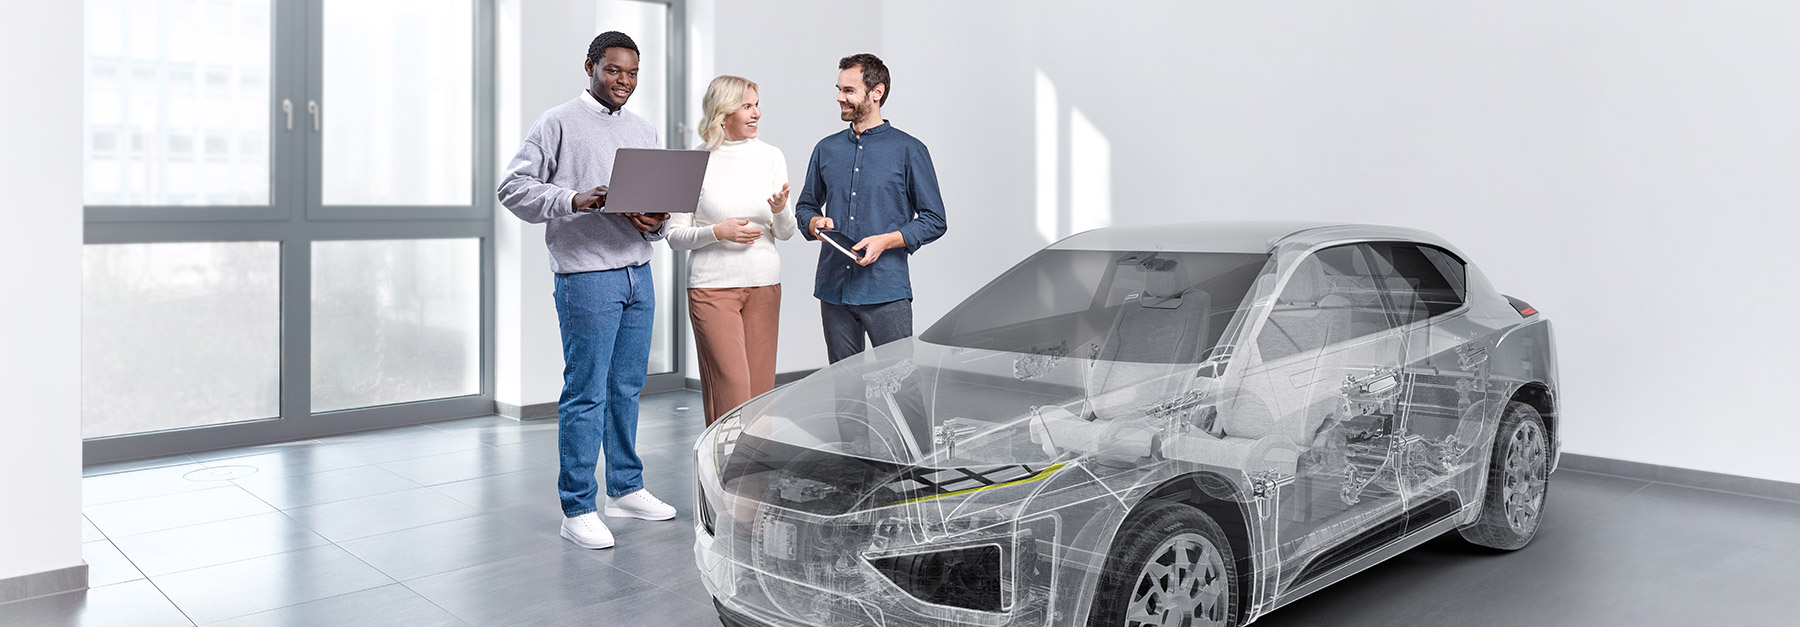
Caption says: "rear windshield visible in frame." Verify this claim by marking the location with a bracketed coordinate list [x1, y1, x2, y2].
[922, 250, 1270, 364]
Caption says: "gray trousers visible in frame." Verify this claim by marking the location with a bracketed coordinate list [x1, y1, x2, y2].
[820, 299, 913, 364]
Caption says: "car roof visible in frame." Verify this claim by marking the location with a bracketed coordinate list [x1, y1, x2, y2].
[1048, 221, 1466, 258]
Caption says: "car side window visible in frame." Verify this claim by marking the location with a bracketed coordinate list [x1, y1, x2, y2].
[1366, 242, 1466, 325]
[1255, 244, 1394, 362]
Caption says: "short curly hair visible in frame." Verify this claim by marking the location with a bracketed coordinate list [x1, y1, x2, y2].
[839, 53, 889, 106]
[587, 31, 639, 65]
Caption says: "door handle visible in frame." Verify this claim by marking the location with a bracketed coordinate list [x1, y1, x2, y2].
[307, 100, 320, 132]
[281, 99, 293, 130]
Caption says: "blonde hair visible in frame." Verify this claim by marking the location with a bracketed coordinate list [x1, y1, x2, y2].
[699, 75, 758, 150]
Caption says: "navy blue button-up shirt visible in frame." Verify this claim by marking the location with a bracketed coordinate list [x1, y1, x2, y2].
[795, 121, 948, 305]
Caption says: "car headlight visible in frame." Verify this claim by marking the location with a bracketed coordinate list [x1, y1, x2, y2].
[867, 544, 1004, 612]
[708, 409, 744, 472]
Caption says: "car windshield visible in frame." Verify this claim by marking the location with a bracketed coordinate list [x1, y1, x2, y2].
[921, 249, 1271, 364]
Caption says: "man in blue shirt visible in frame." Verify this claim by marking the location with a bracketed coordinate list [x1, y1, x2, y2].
[795, 53, 948, 364]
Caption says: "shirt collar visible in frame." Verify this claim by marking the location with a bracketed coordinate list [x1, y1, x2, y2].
[579, 90, 621, 116]
[851, 119, 891, 138]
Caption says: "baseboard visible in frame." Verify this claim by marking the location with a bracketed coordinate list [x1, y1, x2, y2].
[685, 377, 700, 391]
[495, 401, 557, 421]
[0, 563, 87, 605]
[1560, 453, 1800, 504]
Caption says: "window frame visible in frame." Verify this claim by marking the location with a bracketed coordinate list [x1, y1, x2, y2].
[1365, 241, 1470, 326]
[82, 0, 500, 464]
[1252, 243, 1399, 364]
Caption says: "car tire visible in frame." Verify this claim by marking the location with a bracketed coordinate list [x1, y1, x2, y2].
[1460, 401, 1550, 550]
[1087, 501, 1238, 627]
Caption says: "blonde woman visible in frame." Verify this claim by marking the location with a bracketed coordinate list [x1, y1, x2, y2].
[668, 75, 796, 425]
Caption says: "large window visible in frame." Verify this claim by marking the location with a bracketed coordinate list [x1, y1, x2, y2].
[86, 0, 273, 206]
[82, 0, 495, 459]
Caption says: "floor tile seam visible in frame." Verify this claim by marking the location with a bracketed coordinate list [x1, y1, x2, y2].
[133, 564, 204, 627]
[648, 577, 714, 609]
[82, 514, 107, 541]
[421, 483, 486, 510]
[387, 547, 632, 626]
[1562, 468, 1800, 506]
[83, 538, 150, 589]
[369, 540, 570, 585]
[250, 472, 431, 511]
[373, 449, 557, 477]
[304, 506, 488, 544]
[226, 461, 379, 487]
[175, 558, 400, 626]
[393, 579, 480, 626]
[527, 562, 674, 623]
[129, 529, 336, 581]
[339, 442, 497, 467]
[88, 499, 281, 540]
[419, 479, 550, 515]
[82, 474, 235, 508]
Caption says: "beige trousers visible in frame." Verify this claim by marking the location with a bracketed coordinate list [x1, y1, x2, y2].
[688, 285, 782, 425]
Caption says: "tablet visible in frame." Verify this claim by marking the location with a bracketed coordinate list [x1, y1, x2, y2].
[600, 148, 709, 213]
[817, 229, 864, 262]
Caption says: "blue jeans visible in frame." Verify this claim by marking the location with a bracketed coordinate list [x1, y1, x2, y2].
[554, 264, 654, 516]
[821, 299, 913, 364]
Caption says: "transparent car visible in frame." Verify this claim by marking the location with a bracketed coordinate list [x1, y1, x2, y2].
[693, 222, 1559, 627]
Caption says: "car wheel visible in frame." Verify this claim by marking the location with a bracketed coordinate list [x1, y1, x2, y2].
[1088, 502, 1238, 627]
[1460, 401, 1550, 550]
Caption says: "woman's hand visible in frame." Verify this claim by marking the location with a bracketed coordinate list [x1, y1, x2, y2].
[767, 183, 790, 213]
[712, 218, 763, 244]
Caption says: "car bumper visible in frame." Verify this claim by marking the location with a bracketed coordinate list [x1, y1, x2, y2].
[695, 505, 1054, 627]
[713, 598, 779, 627]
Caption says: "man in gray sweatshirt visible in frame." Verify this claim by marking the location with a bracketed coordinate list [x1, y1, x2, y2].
[497, 31, 676, 550]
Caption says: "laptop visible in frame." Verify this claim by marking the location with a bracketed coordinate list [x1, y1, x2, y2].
[599, 148, 710, 213]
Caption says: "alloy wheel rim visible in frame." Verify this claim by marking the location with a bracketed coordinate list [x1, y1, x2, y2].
[1502, 419, 1548, 535]
[1125, 531, 1228, 627]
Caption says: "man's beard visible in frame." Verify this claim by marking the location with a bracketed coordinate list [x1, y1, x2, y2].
[840, 98, 870, 122]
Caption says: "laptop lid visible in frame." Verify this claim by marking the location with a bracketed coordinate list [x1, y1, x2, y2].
[601, 148, 709, 213]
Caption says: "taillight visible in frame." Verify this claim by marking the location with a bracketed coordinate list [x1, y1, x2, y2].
[1505, 295, 1538, 317]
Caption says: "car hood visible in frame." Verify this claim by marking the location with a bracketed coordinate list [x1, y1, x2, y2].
[714, 339, 1201, 515]
[721, 336, 1198, 467]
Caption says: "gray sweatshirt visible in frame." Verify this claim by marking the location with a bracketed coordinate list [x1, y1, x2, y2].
[498, 91, 667, 274]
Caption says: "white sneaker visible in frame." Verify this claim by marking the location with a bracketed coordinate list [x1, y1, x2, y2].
[604, 489, 677, 521]
[560, 512, 615, 549]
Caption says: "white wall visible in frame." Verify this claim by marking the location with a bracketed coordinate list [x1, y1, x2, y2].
[708, 1, 1800, 484]
[0, 0, 85, 583]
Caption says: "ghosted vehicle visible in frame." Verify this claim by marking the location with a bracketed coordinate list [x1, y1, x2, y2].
[693, 222, 1559, 627]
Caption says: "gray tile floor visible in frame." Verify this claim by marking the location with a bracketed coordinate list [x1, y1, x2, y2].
[6, 389, 1798, 626]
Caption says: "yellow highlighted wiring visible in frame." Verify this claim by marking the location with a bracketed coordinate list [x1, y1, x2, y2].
[882, 463, 1068, 507]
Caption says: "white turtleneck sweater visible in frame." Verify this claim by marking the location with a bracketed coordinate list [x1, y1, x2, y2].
[667, 138, 798, 288]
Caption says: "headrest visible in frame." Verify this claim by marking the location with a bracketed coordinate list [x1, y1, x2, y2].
[1144, 259, 1183, 299]
[1277, 258, 1329, 305]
